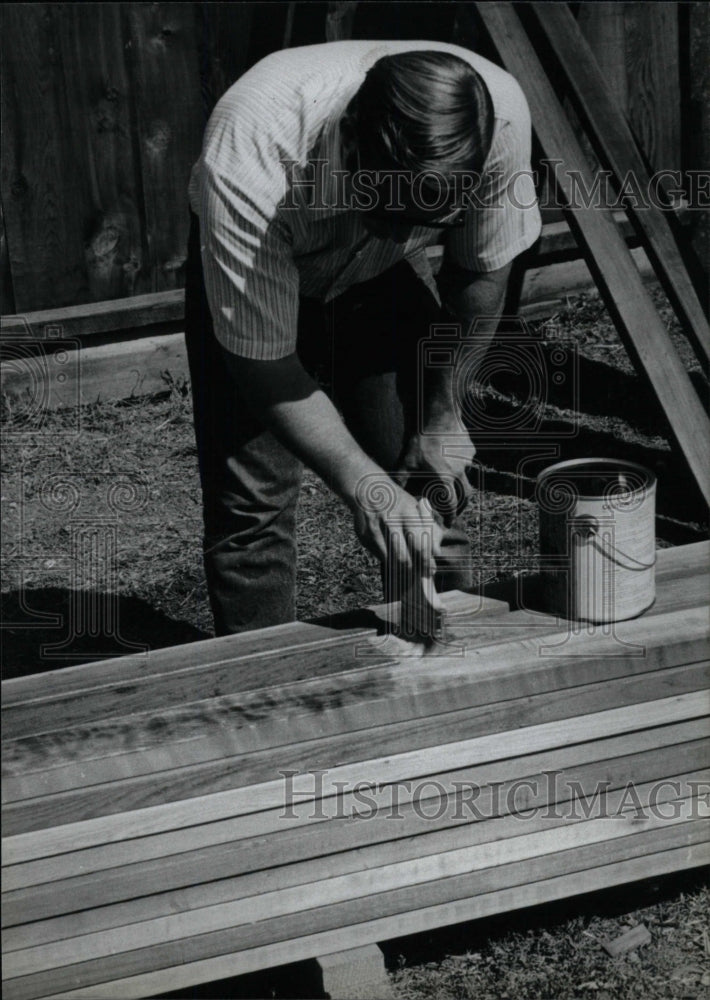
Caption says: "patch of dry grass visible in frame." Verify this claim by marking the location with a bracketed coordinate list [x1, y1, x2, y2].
[390, 876, 710, 1000]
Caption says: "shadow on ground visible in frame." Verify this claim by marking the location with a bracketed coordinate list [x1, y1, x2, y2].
[1, 588, 210, 678]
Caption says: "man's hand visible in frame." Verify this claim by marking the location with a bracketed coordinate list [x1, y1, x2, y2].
[351, 486, 444, 595]
[395, 425, 476, 527]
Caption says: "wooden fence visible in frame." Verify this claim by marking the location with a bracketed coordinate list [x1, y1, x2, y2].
[0, 2, 704, 316]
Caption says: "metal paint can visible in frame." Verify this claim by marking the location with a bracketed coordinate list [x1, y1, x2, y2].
[536, 458, 656, 623]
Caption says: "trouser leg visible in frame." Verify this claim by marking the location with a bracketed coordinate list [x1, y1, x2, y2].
[184, 213, 302, 635]
[326, 263, 474, 598]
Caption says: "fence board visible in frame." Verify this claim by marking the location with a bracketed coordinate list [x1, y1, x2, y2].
[58, 4, 145, 304]
[0, 5, 90, 311]
[124, 4, 203, 295]
[624, 3, 681, 173]
[577, 3, 628, 111]
[530, 2, 710, 373]
[197, 3, 255, 117]
[0, 195, 14, 315]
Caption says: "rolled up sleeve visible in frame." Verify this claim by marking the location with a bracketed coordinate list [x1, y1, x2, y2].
[191, 155, 300, 361]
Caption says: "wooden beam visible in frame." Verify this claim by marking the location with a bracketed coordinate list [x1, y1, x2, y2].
[624, 3, 681, 174]
[5, 823, 706, 1000]
[26, 844, 706, 1000]
[2, 609, 708, 837]
[1, 543, 702, 723]
[475, 2, 710, 509]
[5, 751, 703, 943]
[4, 540, 704, 713]
[4, 789, 703, 980]
[3, 685, 706, 859]
[2, 629, 706, 810]
[577, 3, 628, 112]
[4, 739, 706, 927]
[529, 2, 710, 373]
[0, 290, 184, 339]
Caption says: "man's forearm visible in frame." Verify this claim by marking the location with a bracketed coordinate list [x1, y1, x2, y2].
[221, 350, 381, 509]
[425, 262, 511, 426]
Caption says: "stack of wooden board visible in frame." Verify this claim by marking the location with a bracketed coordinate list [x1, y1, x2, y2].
[2, 541, 708, 999]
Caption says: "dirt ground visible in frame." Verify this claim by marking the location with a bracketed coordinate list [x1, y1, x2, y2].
[1, 286, 708, 997]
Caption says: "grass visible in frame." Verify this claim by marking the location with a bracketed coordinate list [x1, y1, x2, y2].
[388, 873, 710, 1000]
[1, 286, 708, 996]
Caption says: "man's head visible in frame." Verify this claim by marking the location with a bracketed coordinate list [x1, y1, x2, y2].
[348, 50, 494, 226]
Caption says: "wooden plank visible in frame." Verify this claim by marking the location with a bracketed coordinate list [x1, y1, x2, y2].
[0, 588, 503, 707]
[475, 2, 710, 508]
[123, 5, 202, 296]
[0, 5, 91, 311]
[0, 248, 657, 408]
[2, 556, 702, 751]
[6, 763, 704, 950]
[530, 2, 710, 373]
[624, 3, 681, 174]
[2, 606, 707, 819]
[3, 646, 707, 837]
[5, 725, 704, 927]
[198, 3, 254, 116]
[2, 536, 701, 708]
[0, 291, 184, 340]
[3, 687, 706, 865]
[3, 642, 707, 814]
[5, 666, 707, 889]
[4, 748, 705, 937]
[8, 733, 702, 927]
[5, 821, 705, 1000]
[5, 788, 703, 980]
[1, 561, 703, 741]
[687, 2, 710, 285]
[36, 843, 708, 1000]
[0, 5, 149, 311]
[577, 3, 628, 112]
[0, 331, 190, 409]
[59, 4, 146, 304]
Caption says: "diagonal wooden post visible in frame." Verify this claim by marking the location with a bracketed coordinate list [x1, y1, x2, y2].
[475, 2, 710, 509]
[529, 1, 710, 374]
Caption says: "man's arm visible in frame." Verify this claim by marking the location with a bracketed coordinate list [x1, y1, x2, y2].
[396, 261, 511, 520]
[430, 259, 512, 421]
[222, 349, 443, 579]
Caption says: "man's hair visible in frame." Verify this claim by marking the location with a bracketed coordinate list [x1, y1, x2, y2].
[353, 50, 494, 198]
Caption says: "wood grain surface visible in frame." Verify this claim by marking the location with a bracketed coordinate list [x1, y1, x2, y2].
[530, 2, 710, 372]
[476, 3, 710, 507]
[5, 822, 706, 1000]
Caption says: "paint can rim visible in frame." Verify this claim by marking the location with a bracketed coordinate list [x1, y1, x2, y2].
[536, 457, 656, 501]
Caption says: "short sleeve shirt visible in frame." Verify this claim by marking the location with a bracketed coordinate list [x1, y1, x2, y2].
[188, 40, 542, 360]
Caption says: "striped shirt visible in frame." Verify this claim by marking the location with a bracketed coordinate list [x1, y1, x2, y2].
[188, 40, 542, 360]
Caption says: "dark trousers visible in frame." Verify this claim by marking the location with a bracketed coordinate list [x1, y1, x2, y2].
[185, 216, 473, 635]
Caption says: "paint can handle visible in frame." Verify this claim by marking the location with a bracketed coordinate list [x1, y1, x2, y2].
[570, 516, 656, 571]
